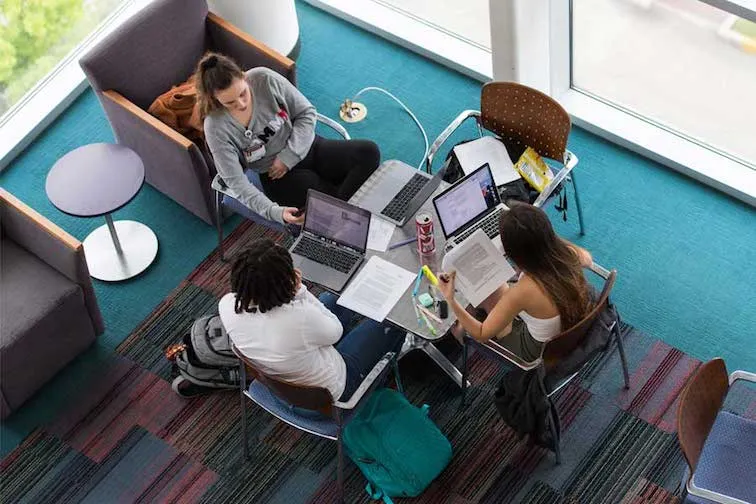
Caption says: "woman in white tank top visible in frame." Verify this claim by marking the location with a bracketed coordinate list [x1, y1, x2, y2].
[438, 202, 594, 362]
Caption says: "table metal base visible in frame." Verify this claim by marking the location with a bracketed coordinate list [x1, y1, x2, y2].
[83, 218, 158, 281]
[399, 333, 470, 389]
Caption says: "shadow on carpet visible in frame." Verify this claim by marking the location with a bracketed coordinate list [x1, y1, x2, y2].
[2, 221, 755, 504]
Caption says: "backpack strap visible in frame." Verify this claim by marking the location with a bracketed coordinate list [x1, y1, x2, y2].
[365, 483, 394, 504]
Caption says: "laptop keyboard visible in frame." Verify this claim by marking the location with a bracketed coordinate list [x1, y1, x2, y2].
[292, 236, 361, 274]
[455, 208, 503, 244]
[380, 173, 428, 221]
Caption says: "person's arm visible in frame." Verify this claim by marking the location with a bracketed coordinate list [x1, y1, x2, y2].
[267, 70, 317, 170]
[305, 296, 344, 345]
[561, 238, 593, 267]
[205, 124, 286, 224]
[438, 272, 525, 343]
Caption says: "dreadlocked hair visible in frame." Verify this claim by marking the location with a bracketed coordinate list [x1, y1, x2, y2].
[230, 239, 298, 314]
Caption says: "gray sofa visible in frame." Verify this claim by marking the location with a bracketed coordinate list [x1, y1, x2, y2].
[79, 0, 297, 225]
[0, 189, 104, 419]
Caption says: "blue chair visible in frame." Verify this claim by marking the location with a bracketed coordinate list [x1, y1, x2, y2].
[677, 358, 756, 504]
[425, 81, 585, 235]
[460, 265, 630, 464]
[234, 347, 402, 503]
[212, 113, 350, 261]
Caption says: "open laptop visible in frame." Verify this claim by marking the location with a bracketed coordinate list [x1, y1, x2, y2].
[432, 163, 507, 252]
[289, 190, 370, 292]
[349, 160, 446, 226]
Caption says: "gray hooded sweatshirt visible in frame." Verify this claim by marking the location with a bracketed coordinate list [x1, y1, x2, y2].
[204, 68, 316, 224]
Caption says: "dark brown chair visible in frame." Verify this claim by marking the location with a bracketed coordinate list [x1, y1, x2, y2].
[460, 265, 630, 463]
[676, 358, 756, 503]
[425, 81, 585, 235]
[233, 347, 401, 503]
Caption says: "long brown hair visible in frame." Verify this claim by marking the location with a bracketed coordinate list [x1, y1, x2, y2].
[195, 52, 244, 120]
[499, 202, 591, 328]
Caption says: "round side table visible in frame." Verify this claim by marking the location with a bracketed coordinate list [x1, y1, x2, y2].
[46, 143, 158, 281]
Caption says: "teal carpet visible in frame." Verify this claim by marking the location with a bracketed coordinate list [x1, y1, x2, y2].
[1, 0, 755, 458]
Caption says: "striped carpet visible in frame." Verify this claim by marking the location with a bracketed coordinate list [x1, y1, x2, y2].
[1, 220, 754, 503]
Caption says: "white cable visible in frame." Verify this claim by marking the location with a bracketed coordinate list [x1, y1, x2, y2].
[349, 87, 429, 170]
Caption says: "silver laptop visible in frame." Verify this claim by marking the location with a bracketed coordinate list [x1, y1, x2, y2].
[432, 163, 507, 252]
[290, 190, 370, 292]
[349, 160, 446, 226]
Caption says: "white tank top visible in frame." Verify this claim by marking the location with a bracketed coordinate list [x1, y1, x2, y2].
[518, 310, 561, 343]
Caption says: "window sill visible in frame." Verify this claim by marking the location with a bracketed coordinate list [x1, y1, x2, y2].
[0, 0, 153, 172]
[558, 88, 756, 207]
[302, 0, 493, 82]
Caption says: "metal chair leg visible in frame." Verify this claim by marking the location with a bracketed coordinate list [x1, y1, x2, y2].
[215, 191, 227, 262]
[615, 325, 631, 389]
[392, 358, 403, 395]
[460, 338, 469, 408]
[240, 362, 250, 461]
[570, 172, 586, 236]
[336, 410, 345, 503]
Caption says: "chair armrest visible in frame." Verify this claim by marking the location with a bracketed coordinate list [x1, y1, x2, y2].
[206, 12, 296, 85]
[466, 335, 543, 371]
[425, 110, 481, 173]
[730, 370, 756, 386]
[533, 149, 579, 208]
[333, 352, 395, 410]
[687, 475, 750, 504]
[211, 173, 239, 200]
[588, 262, 611, 280]
[102, 91, 193, 150]
[316, 113, 350, 140]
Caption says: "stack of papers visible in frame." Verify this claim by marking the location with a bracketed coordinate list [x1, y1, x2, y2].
[337, 256, 415, 322]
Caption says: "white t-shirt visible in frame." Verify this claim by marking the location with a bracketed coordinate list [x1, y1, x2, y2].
[218, 285, 347, 400]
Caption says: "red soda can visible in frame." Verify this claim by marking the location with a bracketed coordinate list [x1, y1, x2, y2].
[415, 213, 436, 255]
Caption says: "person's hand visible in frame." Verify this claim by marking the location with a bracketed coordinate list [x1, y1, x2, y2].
[282, 207, 305, 225]
[268, 158, 289, 180]
[437, 271, 456, 301]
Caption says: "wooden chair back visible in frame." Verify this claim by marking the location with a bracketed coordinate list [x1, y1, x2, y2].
[233, 346, 335, 417]
[542, 270, 617, 370]
[677, 358, 729, 472]
[480, 82, 571, 162]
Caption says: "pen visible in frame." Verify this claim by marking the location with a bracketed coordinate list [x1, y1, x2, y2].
[421, 265, 439, 286]
[411, 268, 424, 297]
[417, 307, 437, 336]
[416, 304, 442, 323]
[388, 236, 417, 250]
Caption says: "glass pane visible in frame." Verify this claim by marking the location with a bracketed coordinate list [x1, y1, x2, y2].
[371, 0, 491, 49]
[572, 0, 756, 168]
[0, 0, 127, 116]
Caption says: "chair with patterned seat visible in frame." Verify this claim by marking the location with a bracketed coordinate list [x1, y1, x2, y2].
[677, 358, 756, 504]
[425, 81, 585, 235]
[234, 347, 401, 503]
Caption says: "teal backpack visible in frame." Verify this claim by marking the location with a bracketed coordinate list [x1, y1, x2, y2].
[342, 388, 452, 503]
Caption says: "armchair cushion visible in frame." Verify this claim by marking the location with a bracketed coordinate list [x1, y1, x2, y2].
[686, 411, 756, 503]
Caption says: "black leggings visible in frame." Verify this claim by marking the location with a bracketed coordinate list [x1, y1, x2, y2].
[260, 136, 380, 208]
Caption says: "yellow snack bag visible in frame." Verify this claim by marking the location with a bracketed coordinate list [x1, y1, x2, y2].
[514, 147, 553, 193]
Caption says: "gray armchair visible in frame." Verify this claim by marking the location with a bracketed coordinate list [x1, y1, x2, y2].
[79, 0, 297, 225]
[0, 189, 104, 418]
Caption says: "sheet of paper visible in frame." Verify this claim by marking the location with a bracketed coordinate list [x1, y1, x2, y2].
[367, 214, 395, 252]
[441, 229, 516, 306]
[453, 136, 521, 186]
[337, 256, 415, 322]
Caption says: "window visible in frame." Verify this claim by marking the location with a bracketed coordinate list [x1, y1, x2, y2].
[572, 0, 756, 169]
[0, 0, 127, 118]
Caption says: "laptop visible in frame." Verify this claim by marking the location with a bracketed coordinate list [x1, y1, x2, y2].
[289, 190, 371, 292]
[432, 163, 507, 252]
[349, 159, 446, 226]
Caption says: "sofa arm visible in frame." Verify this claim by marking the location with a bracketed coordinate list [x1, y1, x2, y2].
[206, 12, 296, 86]
[101, 90, 216, 224]
[0, 189, 104, 334]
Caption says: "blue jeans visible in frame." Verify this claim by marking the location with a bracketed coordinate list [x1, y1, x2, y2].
[319, 293, 406, 402]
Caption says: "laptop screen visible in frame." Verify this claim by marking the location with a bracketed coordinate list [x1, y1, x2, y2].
[433, 163, 500, 238]
[304, 190, 371, 251]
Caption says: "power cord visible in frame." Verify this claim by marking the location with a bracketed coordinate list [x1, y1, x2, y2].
[340, 87, 429, 170]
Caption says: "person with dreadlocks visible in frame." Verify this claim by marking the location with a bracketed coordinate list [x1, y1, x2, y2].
[437, 202, 594, 361]
[219, 239, 406, 403]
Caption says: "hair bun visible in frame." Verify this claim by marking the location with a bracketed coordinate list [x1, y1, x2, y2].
[202, 54, 218, 70]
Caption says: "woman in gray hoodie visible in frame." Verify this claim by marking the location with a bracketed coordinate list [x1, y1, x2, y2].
[196, 53, 379, 225]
